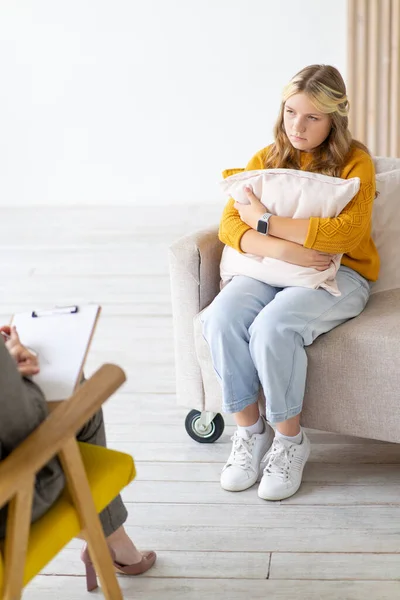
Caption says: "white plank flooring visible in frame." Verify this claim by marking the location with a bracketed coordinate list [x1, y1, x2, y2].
[2, 206, 400, 600]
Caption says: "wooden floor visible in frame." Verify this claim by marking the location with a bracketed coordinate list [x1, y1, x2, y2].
[2, 206, 400, 600]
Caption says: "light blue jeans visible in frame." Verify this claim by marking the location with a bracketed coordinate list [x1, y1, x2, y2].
[201, 266, 370, 423]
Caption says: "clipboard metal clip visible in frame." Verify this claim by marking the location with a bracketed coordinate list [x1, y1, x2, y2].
[31, 305, 79, 318]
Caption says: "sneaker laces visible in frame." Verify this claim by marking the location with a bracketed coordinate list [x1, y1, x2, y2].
[227, 431, 255, 471]
[263, 438, 292, 481]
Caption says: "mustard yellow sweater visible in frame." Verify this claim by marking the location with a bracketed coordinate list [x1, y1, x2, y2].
[219, 144, 380, 281]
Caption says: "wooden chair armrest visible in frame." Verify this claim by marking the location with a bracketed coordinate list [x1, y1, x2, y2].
[0, 363, 126, 508]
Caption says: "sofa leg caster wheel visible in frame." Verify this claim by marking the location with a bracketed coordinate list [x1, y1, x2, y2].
[185, 410, 225, 444]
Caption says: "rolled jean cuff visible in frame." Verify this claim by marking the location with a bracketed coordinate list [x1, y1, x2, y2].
[222, 392, 259, 414]
[266, 403, 303, 424]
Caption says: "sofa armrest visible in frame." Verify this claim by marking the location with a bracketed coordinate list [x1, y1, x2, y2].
[168, 226, 223, 409]
[169, 226, 223, 311]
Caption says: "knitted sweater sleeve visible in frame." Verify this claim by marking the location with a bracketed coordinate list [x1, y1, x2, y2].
[218, 148, 269, 252]
[304, 149, 376, 254]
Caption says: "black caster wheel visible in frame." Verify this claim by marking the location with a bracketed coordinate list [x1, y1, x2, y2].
[184, 410, 225, 443]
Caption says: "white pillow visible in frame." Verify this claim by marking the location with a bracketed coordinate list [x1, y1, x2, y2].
[219, 168, 360, 296]
[371, 157, 400, 294]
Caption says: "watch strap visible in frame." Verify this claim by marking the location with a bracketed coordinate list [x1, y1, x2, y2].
[257, 212, 273, 235]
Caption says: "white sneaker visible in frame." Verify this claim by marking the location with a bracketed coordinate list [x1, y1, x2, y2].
[220, 417, 274, 492]
[258, 432, 311, 501]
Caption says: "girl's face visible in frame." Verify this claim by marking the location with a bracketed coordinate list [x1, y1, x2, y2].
[283, 92, 332, 152]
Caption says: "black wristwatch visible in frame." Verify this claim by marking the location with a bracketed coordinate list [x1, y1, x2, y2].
[257, 212, 273, 235]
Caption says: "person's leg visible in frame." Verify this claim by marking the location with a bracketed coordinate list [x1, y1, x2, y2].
[77, 411, 152, 567]
[0, 341, 65, 537]
[201, 276, 279, 416]
[77, 412, 127, 537]
[201, 276, 278, 491]
[249, 266, 371, 500]
[0, 340, 49, 452]
[275, 414, 301, 437]
[234, 402, 261, 427]
[0, 342, 154, 571]
[250, 267, 370, 424]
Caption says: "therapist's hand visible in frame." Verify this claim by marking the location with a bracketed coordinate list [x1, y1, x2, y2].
[0, 325, 40, 376]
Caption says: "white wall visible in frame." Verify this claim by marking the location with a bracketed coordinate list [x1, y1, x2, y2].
[0, 0, 347, 206]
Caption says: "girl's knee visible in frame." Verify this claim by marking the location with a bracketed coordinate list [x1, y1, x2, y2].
[249, 310, 285, 343]
[201, 297, 244, 339]
[201, 309, 232, 345]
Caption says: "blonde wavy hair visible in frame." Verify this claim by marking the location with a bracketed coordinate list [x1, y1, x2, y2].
[265, 64, 368, 177]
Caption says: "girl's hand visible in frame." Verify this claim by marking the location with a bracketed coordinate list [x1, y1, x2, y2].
[234, 189, 334, 270]
[278, 241, 335, 271]
[234, 186, 267, 229]
[1, 325, 40, 376]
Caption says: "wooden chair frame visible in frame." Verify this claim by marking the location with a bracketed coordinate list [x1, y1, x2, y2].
[0, 363, 126, 600]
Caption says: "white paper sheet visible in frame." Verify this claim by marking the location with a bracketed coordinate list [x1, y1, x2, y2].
[11, 304, 100, 401]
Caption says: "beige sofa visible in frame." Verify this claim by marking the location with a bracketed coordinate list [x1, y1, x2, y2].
[169, 157, 400, 444]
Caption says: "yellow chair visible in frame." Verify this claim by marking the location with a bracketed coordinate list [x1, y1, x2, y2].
[0, 363, 134, 600]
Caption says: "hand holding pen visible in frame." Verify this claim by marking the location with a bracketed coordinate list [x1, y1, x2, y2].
[0, 325, 40, 376]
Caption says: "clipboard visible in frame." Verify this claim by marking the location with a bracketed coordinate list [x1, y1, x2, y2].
[11, 304, 101, 401]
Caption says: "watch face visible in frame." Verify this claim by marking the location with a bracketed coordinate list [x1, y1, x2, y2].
[257, 219, 268, 234]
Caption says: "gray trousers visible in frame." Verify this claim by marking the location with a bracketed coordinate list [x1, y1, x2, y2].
[0, 340, 127, 538]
